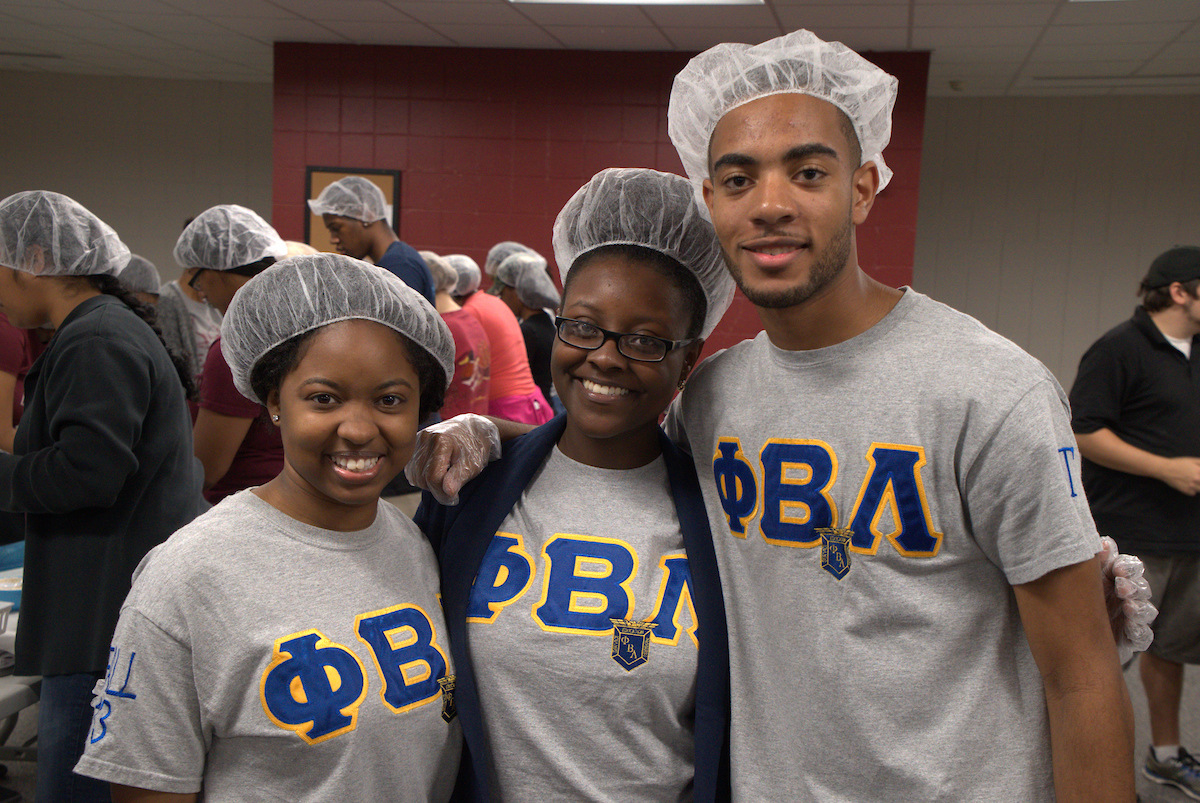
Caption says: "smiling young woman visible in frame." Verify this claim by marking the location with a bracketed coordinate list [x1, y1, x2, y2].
[75, 254, 462, 803]
[416, 168, 737, 803]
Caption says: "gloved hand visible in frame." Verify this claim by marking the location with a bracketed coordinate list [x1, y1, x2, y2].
[404, 414, 501, 505]
[1098, 536, 1157, 664]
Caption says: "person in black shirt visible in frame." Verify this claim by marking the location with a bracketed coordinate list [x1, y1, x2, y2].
[1070, 245, 1200, 798]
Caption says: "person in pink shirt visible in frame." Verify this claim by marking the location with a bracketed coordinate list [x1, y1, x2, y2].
[459, 243, 552, 425]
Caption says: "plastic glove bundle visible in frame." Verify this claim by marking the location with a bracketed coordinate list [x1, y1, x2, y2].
[307, 176, 391, 225]
[1098, 536, 1157, 664]
[0, 191, 129, 277]
[668, 29, 899, 217]
[404, 413, 502, 505]
[174, 205, 287, 271]
[221, 253, 455, 403]
[553, 167, 735, 339]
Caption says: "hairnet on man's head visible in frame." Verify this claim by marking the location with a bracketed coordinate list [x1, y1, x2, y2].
[307, 177, 392, 226]
[420, 250, 459, 295]
[495, 252, 560, 311]
[668, 29, 899, 216]
[552, 167, 735, 338]
[0, 191, 130, 277]
[220, 254, 455, 403]
[484, 241, 534, 276]
[445, 254, 481, 297]
[120, 254, 162, 295]
[174, 205, 287, 272]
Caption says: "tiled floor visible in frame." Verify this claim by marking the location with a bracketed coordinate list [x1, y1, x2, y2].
[0, 660, 1195, 801]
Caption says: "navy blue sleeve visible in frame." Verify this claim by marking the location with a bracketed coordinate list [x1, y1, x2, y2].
[376, 241, 436, 305]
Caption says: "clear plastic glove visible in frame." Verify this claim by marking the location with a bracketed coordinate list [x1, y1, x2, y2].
[1098, 536, 1157, 663]
[403, 414, 501, 506]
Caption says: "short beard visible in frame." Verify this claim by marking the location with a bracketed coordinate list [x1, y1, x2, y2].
[721, 215, 853, 310]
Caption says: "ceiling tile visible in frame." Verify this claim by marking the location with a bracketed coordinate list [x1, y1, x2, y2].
[641, 4, 777, 27]
[544, 25, 671, 50]
[1041, 22, 1190, 46]
[668, 26, 782, 51]
[929, 43, 1036, 62]
[509, 4, 648, 27]
[776, 5, 910, 29]
[220, 17, 349, 42]
[284, 0, 409, 22]
[914, 3, 1054, 27]
[431, 22, 561, 48]
[1154, 39, 1200, 59]
[3, 6, 121, 29]
[176, 0, 301, 18]
[1023, 59, 1146, 77]
[913, 26, 1041, 48]
[93, 12, 241, 36]
[318, 19, 449, 44]
[398, 2, 524, 25]
[1032, 41, 1166, 61]
[1053, 0, 1199, 26]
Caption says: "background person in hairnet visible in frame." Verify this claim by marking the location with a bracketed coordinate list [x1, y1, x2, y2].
[446, 253, 481, 303]
[308, 176, 434, 304]
[454, 244, 551, 426]
[422, 250, 490, 419]
[416, 167, 733, 802]
[76, 254, 461, 802]
[0, 191, 205, 803]
[489, 251, 562, 415]
[117, 254, 161, 306]
[179, 205, 287, 504]
[663, 29, 1135, 802]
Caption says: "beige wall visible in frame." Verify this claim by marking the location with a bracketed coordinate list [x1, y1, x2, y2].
[0, 70, 273, 283]
[913, 94, 1200, 389]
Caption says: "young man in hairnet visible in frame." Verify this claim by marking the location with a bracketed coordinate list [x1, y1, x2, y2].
[308, 176, 435, 304]
[659, 29, 1136, 803]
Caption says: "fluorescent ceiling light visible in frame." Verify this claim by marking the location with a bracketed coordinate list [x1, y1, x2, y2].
[510, 0, 763, 5]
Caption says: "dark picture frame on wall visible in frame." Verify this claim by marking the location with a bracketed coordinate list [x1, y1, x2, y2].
[304, 166, 402, 252]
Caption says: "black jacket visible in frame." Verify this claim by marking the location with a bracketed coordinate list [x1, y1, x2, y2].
[416, 414, 731, 803]
[0, 295, 206, 675]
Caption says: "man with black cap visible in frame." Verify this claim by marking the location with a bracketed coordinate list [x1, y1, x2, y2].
[1070, 245, 1200, 798]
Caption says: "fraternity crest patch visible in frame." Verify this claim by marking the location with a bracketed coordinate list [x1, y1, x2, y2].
[610, 619, 657, 671]
[437, 675, 457, 723]
[817, 527, 853, 581]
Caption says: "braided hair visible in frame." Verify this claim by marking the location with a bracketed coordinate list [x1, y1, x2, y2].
[87, 273, 198, 400]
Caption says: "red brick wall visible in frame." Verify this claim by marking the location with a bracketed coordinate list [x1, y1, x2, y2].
[273, 43, 929, 356]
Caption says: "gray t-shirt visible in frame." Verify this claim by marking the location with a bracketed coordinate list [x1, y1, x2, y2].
[468, 446, 699, 802]
[665, 289, 1099, 802]
[76, 490, 461, 802]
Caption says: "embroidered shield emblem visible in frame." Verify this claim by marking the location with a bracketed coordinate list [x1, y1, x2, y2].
[610, 619, 657, 671]
[437, 675, 457, 723]
[818, 527, 853, 581]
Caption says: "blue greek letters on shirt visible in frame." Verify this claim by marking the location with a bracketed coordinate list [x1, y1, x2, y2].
[711, 438, 945, 573]
[88, 646, 139, 744]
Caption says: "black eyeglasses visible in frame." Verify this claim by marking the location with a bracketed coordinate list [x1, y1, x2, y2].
[554, 316, 695, 363]
[187, 269, 206, 290]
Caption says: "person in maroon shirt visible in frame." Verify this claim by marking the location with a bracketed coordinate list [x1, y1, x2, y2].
[176, 205, 289, 503]
[422, 251, 490, 418]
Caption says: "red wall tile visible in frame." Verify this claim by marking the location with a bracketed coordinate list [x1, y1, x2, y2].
[273, 42, 930, 346]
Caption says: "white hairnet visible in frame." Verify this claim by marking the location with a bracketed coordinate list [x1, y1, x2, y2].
[221, 254, 454, 403]
[307, 176, 393, 226]
[553, 167, 735, 339]
[419, 250, 458, 294]
[484, 241, 534, 276]
[668, 29, 898, 216]
[174, 205, 287, 272]
[0, 191, 129, 277]
[495, 252, 560, 311]
[120, 254, 162, 295]
[446, 254, 481, 297]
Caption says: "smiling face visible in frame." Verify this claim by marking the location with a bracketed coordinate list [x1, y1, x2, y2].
[702, 93, 875, 310]
[264, 319, 422, 531]
[322, 214, 370, 259]
[552, 251, 703, 469]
